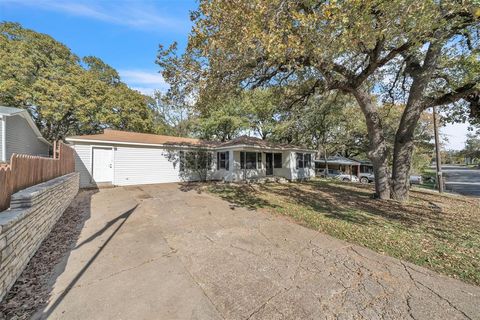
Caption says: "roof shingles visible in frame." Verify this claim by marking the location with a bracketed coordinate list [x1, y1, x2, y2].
[67, 130, 312, 151]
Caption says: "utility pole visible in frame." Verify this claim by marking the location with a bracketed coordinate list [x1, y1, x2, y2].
[432, 106, 444, 193]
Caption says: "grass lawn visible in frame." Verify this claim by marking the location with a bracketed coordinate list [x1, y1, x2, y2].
[206, 179, 480, 286]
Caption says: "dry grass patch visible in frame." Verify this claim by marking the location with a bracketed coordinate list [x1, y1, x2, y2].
[207, 179, 480, 285]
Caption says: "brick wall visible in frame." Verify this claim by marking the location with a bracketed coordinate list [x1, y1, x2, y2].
[0, 172, 79, 301]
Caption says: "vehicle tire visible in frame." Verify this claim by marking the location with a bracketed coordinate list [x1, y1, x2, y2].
[342, 178, 350, 182]
[360, 177, 369, 184]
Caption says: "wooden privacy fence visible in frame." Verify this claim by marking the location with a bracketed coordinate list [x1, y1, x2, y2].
[0, 142, 75, 211]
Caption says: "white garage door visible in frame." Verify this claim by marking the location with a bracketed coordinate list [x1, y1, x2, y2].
[92, 147, 113, 182]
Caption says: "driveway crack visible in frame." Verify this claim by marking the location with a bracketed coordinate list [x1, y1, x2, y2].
[246, 287, 290, 320]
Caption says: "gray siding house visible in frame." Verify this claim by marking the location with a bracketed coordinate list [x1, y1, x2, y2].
[0, 106, 50, 162]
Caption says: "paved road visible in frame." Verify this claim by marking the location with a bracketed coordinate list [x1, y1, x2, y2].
[34, 184, 479, 320]
[443, 165, 480, 197]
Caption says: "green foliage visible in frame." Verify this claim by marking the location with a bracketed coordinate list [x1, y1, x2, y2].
[196, 95, 249, 141]
[158, 0, 479, 199]
[0, 22, 156, 141]
[462, 133, 480, 163]
[241, 88, 281, 139]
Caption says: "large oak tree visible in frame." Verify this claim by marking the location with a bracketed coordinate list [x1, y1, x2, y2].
[0, 22, 156, 141]
[158, 0, 479, 201]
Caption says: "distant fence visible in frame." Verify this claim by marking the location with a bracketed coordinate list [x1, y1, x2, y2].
[0, 142, 75, 211]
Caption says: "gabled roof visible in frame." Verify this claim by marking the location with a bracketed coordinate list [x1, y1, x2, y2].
[67, 129, 218, 148]
[0, 106, 51, 146]
[66, 131, 314, 152]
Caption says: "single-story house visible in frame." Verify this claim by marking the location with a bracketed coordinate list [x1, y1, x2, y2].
[0, 106, 50, 162]
[314, 155, 376, 178]
[351, 158, 374, 174]
[314, 155, 361, 176]
[66, 129, 316, 188]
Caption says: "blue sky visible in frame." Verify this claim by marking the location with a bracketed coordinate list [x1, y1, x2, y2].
[0, 0, 471, 150]
[0, 0, 195, 95]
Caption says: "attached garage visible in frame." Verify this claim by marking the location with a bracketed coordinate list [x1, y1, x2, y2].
[66, 129, 208, 188]
[66, 129, 316, 188]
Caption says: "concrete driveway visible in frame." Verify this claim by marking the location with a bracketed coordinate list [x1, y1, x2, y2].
[37, 183, 479, 320]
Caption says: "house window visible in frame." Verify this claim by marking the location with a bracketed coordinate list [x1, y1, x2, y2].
[304, 154, 311, 168]
[296, 153, 312, 169]
[257, 153, 262, 169]
[274, 153, 282, 168]
[217, 151, 229, 170]
[240, 151, 258, 169]
[180, 151, 213, 171]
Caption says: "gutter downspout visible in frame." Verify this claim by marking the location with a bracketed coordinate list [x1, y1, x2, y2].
[1, 115, 6, 162]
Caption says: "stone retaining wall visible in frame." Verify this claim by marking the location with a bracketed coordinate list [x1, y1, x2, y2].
[0, 172, 79, 301]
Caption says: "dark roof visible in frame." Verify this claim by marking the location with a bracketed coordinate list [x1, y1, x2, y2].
[314, 155, 360, 165]
[217, 135, 311, 151]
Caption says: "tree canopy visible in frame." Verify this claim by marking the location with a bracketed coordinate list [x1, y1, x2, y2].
[158, 0, 480, 201]
[0, 22, 157, 141]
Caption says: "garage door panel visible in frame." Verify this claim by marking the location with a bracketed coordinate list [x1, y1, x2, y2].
[114, 146, 181, 186]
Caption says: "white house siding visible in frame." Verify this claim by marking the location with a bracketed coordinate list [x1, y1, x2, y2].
[289, 152, 316, 180]
[113, 145, 182, 186]
[5, 115, 49, 160]
[221, 150, 294, 182]
[71, 142, 188, 187]
[70, 141, 315, 187]
[72, 144, 93, 188]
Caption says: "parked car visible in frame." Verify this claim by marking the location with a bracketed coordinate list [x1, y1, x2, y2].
[359, 173, 374, 184]
[358, 173, 423, 185]
[317, 169, 359, 182]
[316, 168, 341, 178]
[409, 175, 423, 185]
[336, 174, 359, 182]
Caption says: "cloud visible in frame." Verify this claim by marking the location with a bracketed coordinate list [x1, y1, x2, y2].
[2, 0, 190, 32]
[119, 70, 168, 96]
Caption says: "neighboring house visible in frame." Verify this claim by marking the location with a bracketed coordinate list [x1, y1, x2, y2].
[314, 155, 361, 176]
[66, 129, 315, 188]
[0, 106, 50, 162]
[351, 158, 374, 174]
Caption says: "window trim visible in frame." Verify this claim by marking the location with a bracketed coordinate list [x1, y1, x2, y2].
[217, 151, 229, 171]
[240, 151, 259, 170]
[296, 153, 312, 169]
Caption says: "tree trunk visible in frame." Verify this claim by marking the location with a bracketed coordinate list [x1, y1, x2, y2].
[351, 89, 390, 199]
[324, 145, 329, 173]
[391, 102, 423, 201]
[391, 40, 442, 201]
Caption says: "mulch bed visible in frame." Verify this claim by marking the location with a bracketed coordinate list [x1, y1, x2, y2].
[0, 190, 95, 320]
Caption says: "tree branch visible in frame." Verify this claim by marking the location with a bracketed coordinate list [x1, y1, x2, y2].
[425, 81, 479, 109]
[353, 41, 412, 88]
